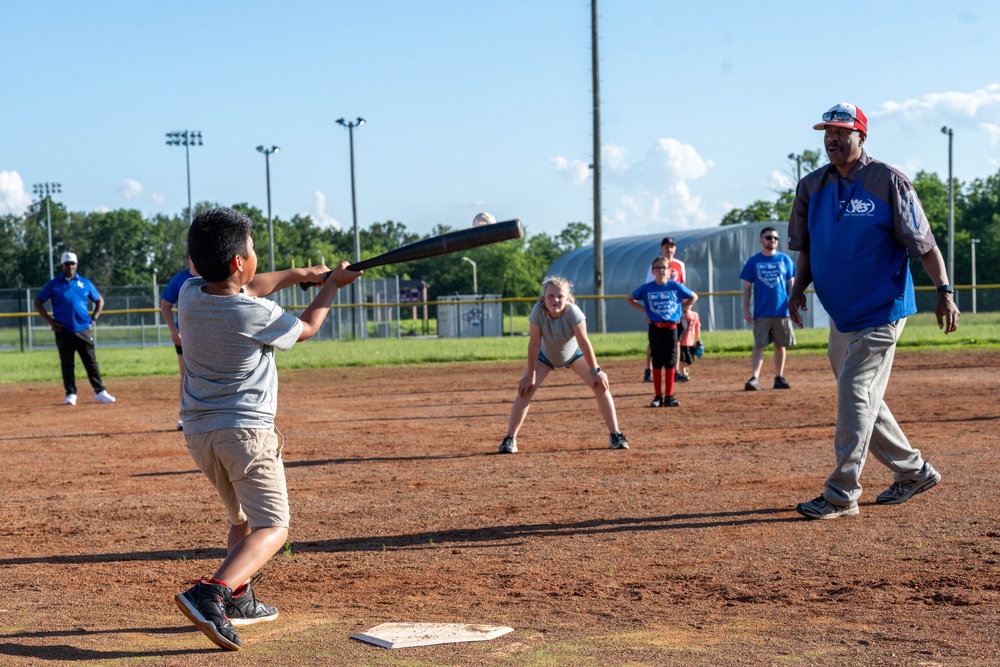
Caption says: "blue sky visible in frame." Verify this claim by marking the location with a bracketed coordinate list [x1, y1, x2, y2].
[3, 1, 999, 240]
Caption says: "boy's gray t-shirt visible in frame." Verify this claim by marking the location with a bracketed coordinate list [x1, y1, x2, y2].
[529, 301, 585, 366]
[178, 278, 303, 434]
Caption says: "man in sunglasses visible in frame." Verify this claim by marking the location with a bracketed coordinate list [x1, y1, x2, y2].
[740, 226, 796, 391]
[787, 103, 960, 520]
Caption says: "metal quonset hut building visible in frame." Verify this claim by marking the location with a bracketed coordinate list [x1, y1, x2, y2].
[546, 222, 824, 333]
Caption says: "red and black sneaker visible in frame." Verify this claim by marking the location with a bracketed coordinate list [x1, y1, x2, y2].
[228, 574, 279, 626]
[174, 580, 242, 651]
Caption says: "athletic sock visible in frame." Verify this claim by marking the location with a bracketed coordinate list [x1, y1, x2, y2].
[665, 370, 675, 398]
[653, 368, 663, 397]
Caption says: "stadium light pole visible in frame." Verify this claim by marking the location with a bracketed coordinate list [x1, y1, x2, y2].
[32, 182, 61, 280]
[256, 145, 280, 272]
[336, 116, 365, 339]
[971, 238, 980, 314]
[787, 152, 802, 182]
[165, 130, 203, 225]
[590, 0, 606, 333]
[462, 256, 478, 294]
[941, 126, 955, 291]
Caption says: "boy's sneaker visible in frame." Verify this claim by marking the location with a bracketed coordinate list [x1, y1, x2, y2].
[94, 390, 116, 403]
[876, 460, 941, 505]
[745, 377, 761, 391]
[228, 575, 279, 626]
[674, 371, 689, 383]
[498, 435, 517, 454]
[663, 395, 680, 407]
[795, 496, 859, 520]
[64, 393, 77, 406]
[176, 420, 184, 431]
[774, 376, 791, 389]
[649, 395, 663, 408]
[643, 368, 653, 383]
[609, 432, 630, 450]
[174, 580, 243, 651]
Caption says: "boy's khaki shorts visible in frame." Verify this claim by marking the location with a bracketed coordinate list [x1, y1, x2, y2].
[185, 427, 289, 528]
[752, 316, 796, 349]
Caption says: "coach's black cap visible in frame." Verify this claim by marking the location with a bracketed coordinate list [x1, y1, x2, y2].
[661, 237, 676, 246]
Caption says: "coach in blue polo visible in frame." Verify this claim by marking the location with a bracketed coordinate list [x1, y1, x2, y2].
[34, 251, 116, 405]
[787, 102, 959, 520]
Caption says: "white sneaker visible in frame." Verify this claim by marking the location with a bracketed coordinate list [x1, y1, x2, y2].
[176, 420, 184, 431]
[94, 390, 116, 403]
[64, 394, 77, 406]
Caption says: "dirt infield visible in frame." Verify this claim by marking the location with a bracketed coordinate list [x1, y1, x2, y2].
[1, 349, 998, 666]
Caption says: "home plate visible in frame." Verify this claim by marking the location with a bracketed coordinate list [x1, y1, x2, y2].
[351, 622, 514, 649]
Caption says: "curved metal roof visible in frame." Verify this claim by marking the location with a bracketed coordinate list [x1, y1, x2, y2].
[546, 222, 818, 332]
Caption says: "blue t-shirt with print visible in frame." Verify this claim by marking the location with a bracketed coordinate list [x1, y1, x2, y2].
[37, 274, 102, 333]
[632, 280, 694, 323]
[740, 252, 795, 319]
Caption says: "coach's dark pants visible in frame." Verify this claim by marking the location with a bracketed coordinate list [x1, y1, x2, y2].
[55, 328, 105, 395]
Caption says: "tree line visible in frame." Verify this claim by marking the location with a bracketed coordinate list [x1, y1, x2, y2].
[3, 156, 996, 299]
[0, 202, 592, 311]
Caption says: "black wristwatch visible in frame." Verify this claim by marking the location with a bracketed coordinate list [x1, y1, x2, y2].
[936, 284, 954, 295]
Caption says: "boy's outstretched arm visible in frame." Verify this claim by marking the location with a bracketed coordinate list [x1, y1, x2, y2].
[297, 262, 362, 341]
[245, 266, 332, 298]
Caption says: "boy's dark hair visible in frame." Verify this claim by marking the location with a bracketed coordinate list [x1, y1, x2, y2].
[187, 208, 252, 282]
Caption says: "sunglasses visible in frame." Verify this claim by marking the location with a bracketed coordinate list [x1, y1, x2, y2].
[822, 109, 857, 123]
[762, 235, 779, 241]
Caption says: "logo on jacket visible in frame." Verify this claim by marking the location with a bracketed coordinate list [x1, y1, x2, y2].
[845, 198, 876, 215]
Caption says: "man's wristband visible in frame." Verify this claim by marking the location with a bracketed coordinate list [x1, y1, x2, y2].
[590, 367, 602, 375]
[937, 284, 954, 295]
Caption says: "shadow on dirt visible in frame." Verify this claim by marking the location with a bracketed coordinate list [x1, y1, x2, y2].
[0, 509, 797, 567]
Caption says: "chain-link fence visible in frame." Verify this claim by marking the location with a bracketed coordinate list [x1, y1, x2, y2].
[0, 277, 405, 351]
[3, 283, 997, 352]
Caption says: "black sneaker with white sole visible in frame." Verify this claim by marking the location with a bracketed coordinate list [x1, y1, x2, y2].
[609, 432, 630, 450]
[498, 435, 517, 454]
[228, 574, 279, 626]
[174, 580, 242, 651]
[663, 395, 680, 407]
[875, 460, 941, 505]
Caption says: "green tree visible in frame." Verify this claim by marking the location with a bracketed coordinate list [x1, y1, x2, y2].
[77, 209, 155, 285]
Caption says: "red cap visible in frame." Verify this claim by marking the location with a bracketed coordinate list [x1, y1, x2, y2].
[813, 103, 868, 133]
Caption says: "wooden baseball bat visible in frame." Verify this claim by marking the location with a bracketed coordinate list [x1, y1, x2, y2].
[299, 218, 523, 290]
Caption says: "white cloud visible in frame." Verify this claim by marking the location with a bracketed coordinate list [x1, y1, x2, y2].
[602, 144, 630, 172]
[0, 170, 33, 215]
[310, 191, 341, 230]
[150, 192, 165, 205]
[981, 122, 1000, 145]
[552, 138, 715, 236]
[874, 84, 1000, 123]
[92, 205, 111, 213]
[120, 178, 144, 200]
[551, 156, 591, 185]
[768, 170, 794, 191]
[606, 137, 714, 235]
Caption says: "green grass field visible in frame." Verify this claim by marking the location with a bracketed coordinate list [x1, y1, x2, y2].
[1, 312, 997, 385]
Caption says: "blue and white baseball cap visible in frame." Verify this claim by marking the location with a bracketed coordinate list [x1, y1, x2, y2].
[60, 251, 78, 265]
